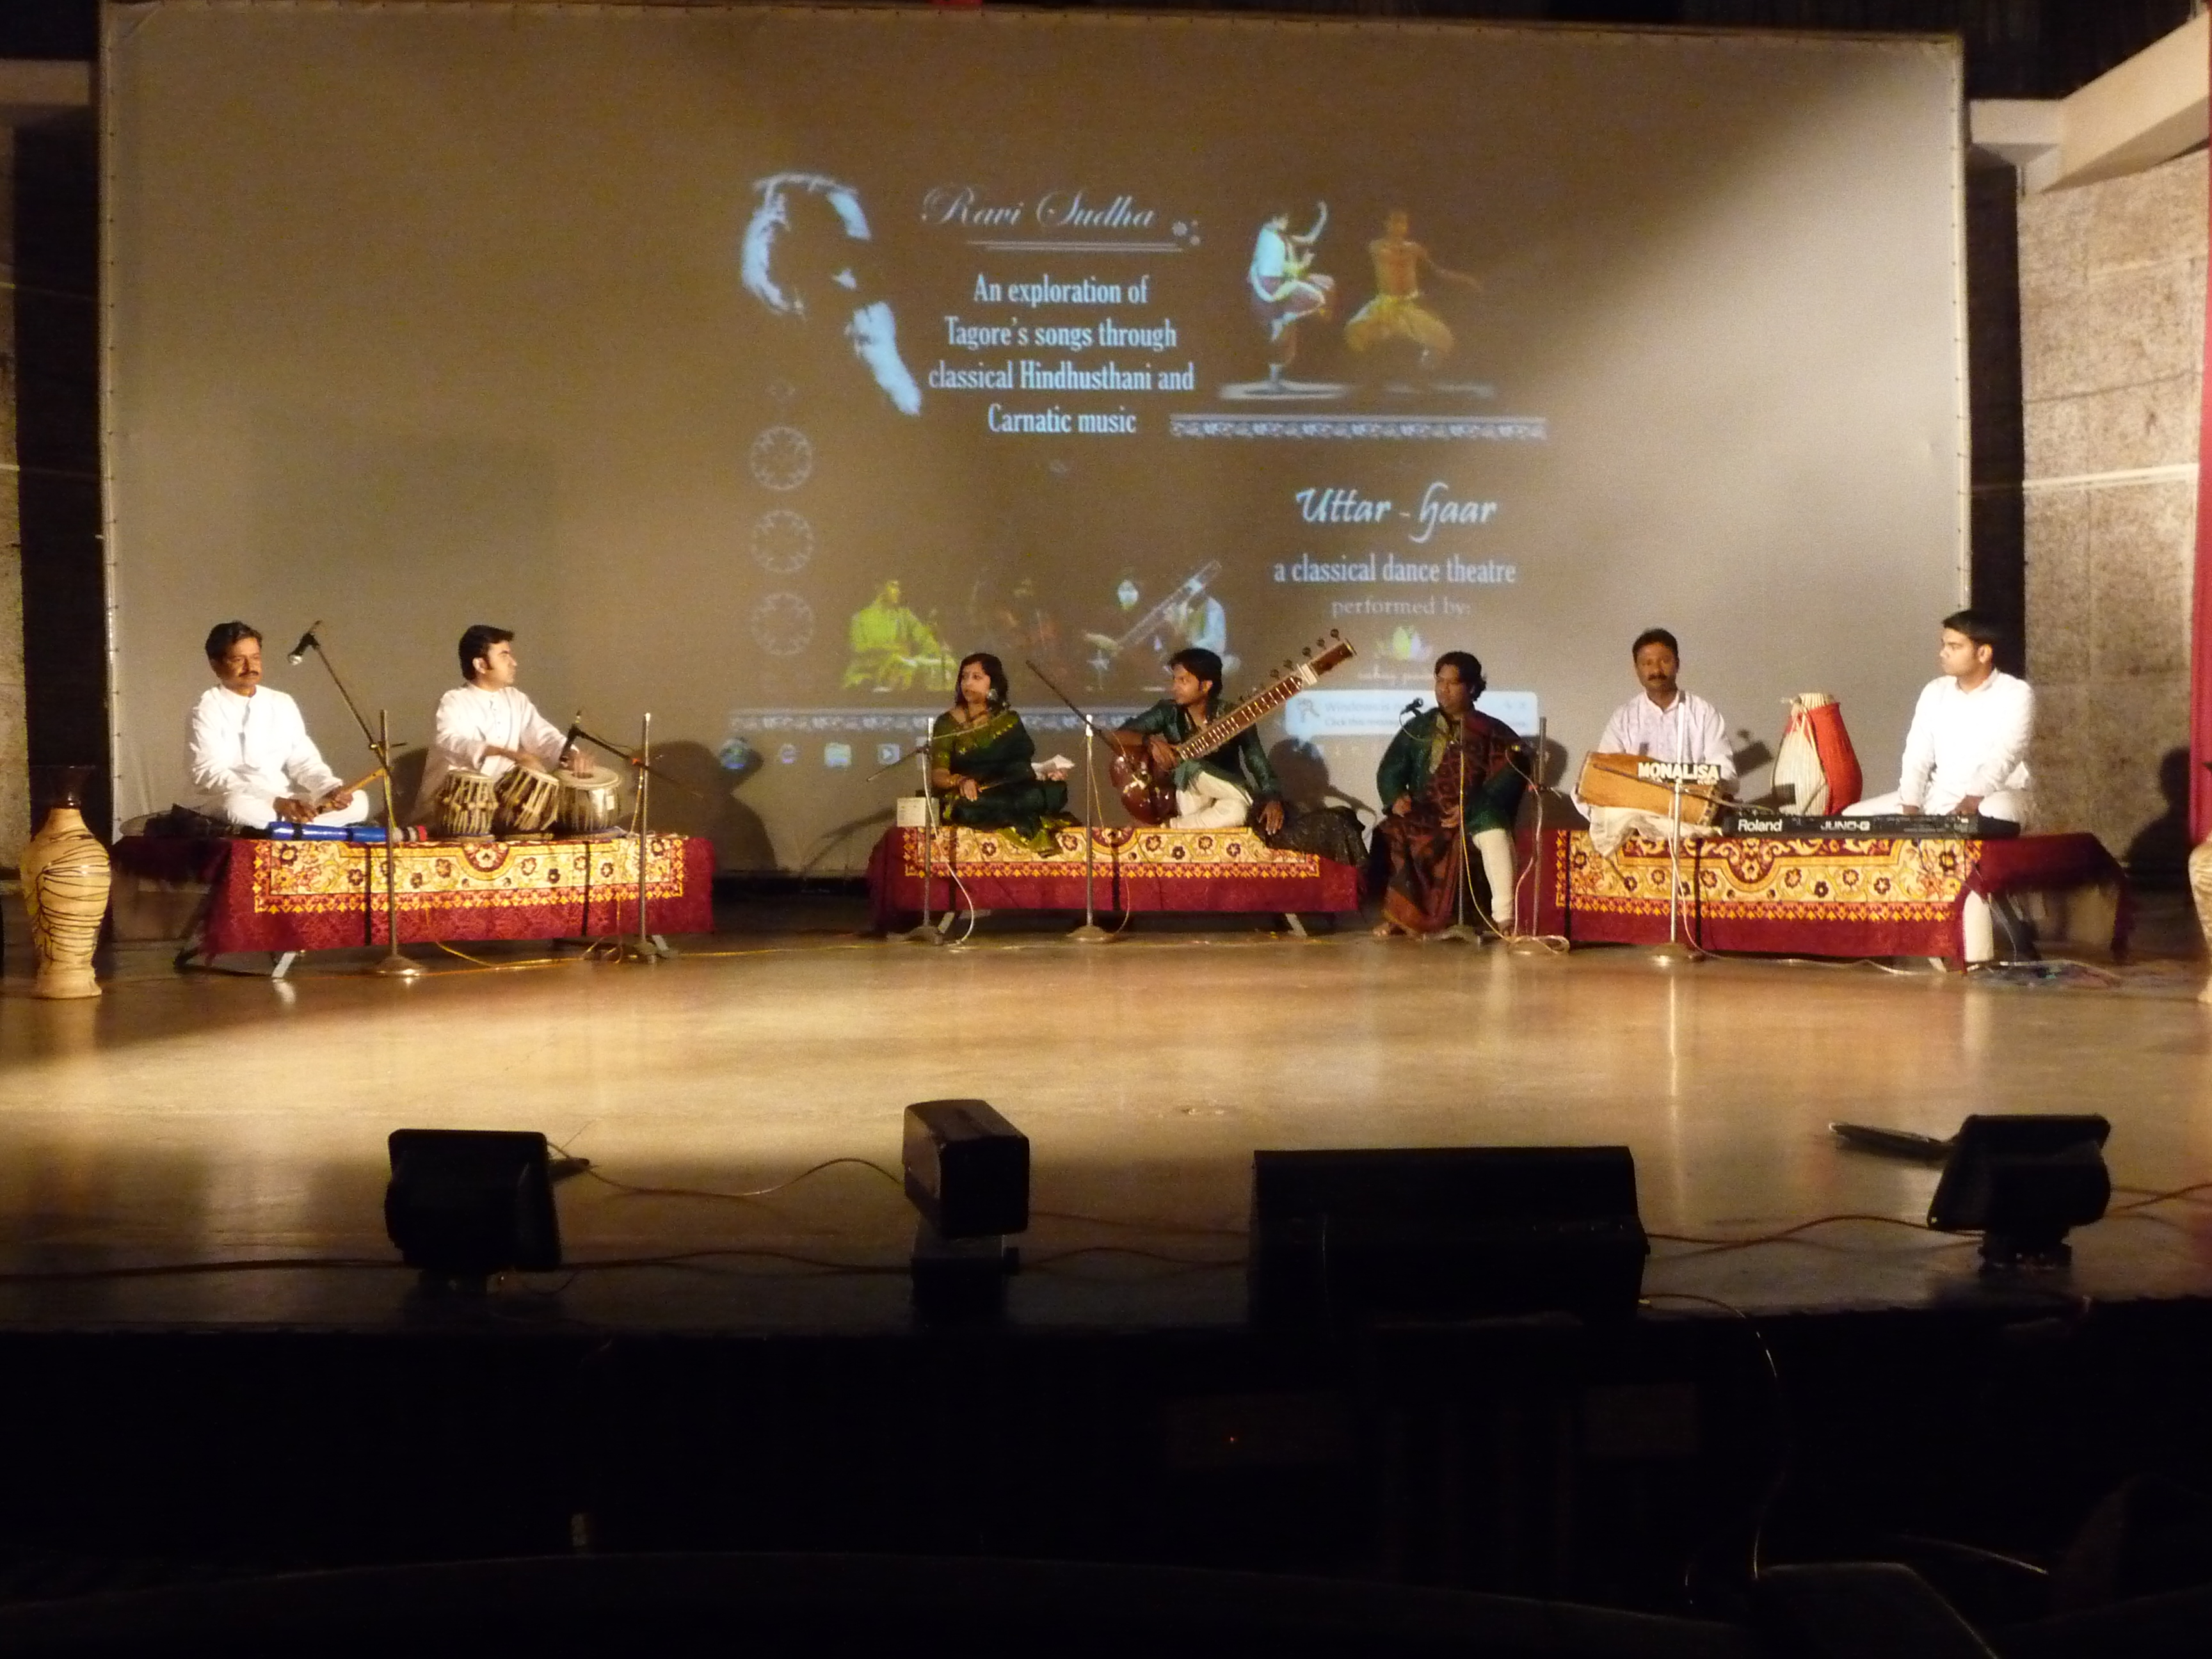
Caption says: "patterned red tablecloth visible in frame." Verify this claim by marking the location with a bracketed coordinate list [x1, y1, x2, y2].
[1520, 828, 2128, 963]
[867, 825, 1361, 931]
[139, 834, 716, 957]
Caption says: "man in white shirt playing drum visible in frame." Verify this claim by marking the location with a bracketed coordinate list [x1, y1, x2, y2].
[187, 621, 367, 828]
[1847, 609, 2033, 824]
[413, 623, 585, 821]
[1590, 628, 1736, 787]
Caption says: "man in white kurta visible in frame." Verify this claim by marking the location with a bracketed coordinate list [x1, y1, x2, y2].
[188, 623, 367, 828]
[1848, 613, 2033, 824]
[1576, 629, 1735, 847]
[414, 625, 581, 820]
[1847, 610, 2033, 965]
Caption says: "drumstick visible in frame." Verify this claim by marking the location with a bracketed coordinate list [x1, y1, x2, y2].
[319, 766, 385, 805]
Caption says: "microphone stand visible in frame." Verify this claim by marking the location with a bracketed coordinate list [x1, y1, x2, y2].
[1649, 763, 1698, 968]
[1507, 716, 1555, 956]
[903, 729, 947, 946]
[1027, 661, 1114, 945]
[612, 711, 671, 963]
[292, 625, 420, 979]
[1436, 736, 1483, 945]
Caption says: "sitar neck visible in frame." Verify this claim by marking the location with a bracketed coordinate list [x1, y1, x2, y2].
[1173, 668, 1310, 763]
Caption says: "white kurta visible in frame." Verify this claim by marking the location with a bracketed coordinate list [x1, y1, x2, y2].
[1889, 671, 2034, 817]
[1591, 690, 1736, 783]
[415, 684, 569, 819]
[187, 685, 368, 828]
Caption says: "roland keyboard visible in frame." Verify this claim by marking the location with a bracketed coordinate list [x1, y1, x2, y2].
[1725, 812, 2019, 840]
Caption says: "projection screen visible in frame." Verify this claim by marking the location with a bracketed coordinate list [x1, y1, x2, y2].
[104, 2, 1966, 869]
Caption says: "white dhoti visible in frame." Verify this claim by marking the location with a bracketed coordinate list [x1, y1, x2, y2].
[1471, 826, 1516, 923]
[1170, 772, 1253, 830]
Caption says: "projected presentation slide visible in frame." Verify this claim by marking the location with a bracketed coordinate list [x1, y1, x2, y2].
[105, 6, 1964, 869]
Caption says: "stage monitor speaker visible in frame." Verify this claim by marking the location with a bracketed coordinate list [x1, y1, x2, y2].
[385, 1129, 563, 1277]
[1249, 1146, 1647, 1325]
[904, 1099, 1029, 1240]
[1927, 1114, 2110, 1270]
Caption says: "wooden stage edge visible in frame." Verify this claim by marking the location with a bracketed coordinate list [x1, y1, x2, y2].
[1, 894, 2210, 1335]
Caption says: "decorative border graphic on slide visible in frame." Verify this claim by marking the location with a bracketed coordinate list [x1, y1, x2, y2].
[1170, 413, 1550, 441]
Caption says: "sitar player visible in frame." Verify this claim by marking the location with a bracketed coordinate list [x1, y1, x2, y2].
[1113, 648, 1286, 833]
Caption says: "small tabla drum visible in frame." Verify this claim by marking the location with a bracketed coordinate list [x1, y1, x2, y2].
[556, 766, 625, 836]
[493, 765, 561, 835]
[430, 769, 497, 839]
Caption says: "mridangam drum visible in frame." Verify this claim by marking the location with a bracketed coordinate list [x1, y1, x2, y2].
[557, 766, 625, 836]
[493, 765, 561, 835]
[430, 769, 497, 839]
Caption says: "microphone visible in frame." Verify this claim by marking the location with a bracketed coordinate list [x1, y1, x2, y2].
[1400, 696, 1425, 716]
[558, 712, 584, 767]
[287, 621, 323, 666]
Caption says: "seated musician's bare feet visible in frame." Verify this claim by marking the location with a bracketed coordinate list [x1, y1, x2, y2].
[1372, 918, 1406, 938]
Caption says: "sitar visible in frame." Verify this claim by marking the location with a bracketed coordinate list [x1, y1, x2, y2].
[1110, 634, 1355, 825]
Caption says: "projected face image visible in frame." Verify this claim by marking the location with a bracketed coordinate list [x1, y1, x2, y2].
[741, 172, 922, 416]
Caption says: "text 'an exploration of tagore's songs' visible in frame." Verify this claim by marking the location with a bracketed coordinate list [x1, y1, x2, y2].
[921, 185, 1198, 434]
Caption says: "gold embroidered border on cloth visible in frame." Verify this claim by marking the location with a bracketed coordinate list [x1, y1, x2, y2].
[250, 835, 691, 916]
[1559, 831, 1979, 923]
[899, 826, 1324, 881]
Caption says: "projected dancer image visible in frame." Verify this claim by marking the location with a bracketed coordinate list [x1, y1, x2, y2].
[1344, 209, 1482, 375]
[741, 172, 922, 416]
[843, 581, 956, 693]
[1247, 203, 1336, 388]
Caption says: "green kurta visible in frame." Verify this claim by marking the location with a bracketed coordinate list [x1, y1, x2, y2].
[1376, 707, 1527, 834]
[931, 707, 1070, 849]
[1117, 699, 1281, 803]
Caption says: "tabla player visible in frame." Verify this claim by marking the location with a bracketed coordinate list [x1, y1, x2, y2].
[414, 624, 586, 821]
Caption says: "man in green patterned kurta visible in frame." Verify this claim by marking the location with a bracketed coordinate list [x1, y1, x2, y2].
[1372, 651, 1528, 935]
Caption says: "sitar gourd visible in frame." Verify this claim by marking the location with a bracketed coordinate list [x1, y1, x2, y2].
[1110, 634, 1356, 826]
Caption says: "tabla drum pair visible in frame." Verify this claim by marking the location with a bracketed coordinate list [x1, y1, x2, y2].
[429, 770, 497, 839]
[557, 767, 625, 836]
[493, 765, 561, 835]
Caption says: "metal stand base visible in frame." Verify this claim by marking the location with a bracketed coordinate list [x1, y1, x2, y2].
[1506, 936, 1557, 958]
[371, 951, 424, 979]
[1646, 941, 1699, 967]
[902, 915, 950, 945]
[1429, 923, 1487, 944]
[1066, 922, 1114, 943]
[611, 935, 674, 963]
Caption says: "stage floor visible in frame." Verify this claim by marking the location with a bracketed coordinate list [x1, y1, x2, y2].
[4, 894, 2211, 1334]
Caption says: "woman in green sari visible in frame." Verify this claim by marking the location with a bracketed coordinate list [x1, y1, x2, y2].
[930, 653, 1072, 851]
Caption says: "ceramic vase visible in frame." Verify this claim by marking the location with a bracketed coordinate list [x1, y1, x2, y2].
[20, 770, 110, 999]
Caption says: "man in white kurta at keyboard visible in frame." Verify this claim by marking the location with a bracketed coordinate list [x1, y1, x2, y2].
[1847, 609, 2033, 824]
[188, 621, 368, 828]
[413, 623, 586, 821]
[1847, 609, 2033, 964]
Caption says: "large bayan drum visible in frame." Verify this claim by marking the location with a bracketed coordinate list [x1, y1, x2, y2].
[493, 765, 561, 835]
[430, 770, 497, 838]
[557, 766, 625, 836]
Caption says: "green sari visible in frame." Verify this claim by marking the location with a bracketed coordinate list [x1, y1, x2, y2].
[931, 707, 1071, 852]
